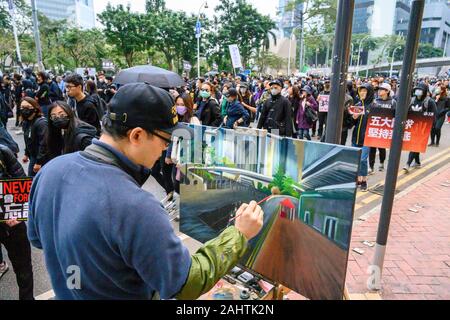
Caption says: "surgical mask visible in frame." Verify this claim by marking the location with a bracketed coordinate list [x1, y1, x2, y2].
[271, 88, 280, 96]
[200, 91, 211, 99]
[284, 84, 289, 89]
[52, 117, 70, 129]
[435, 88, 441, 95]
[21, 108, 35, 119]
[240, 88, 247, 94]
[227, 97, 235, 103]
[176, 105, 188, 116]
[414, 89, 423, 98]
[222, 89, 228, 95]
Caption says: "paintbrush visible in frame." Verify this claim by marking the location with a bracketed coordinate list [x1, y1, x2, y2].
[227, 195, 272, 224]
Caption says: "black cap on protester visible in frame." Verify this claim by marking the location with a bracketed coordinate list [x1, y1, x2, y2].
[269, 79, 282, 87]
[107, 82, 186, 135]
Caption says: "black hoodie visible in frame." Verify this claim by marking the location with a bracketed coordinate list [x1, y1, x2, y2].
[351, 83, 376, 147]
[410, 82, 436, 114]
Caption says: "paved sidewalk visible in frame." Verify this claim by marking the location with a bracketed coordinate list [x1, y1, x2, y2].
[346, 163, 450, 300]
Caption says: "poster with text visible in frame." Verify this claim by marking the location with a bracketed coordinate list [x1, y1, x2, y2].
[0, 178, 33, 222]
[318, 95, 330, 113]
[364, 108, 434, 153]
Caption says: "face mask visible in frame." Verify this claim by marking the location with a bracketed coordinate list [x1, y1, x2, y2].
[52, 117, 70, 129]
[200, 91, 211, 99]
[284, 84, 289, 89]
[176, 105, 188, 116]
[222, 89, 228, 95]
[240, 88, 247, 94]
[271, 88, 280, 96]
[227, 97, 235, 103]
[21, 109, 35, 119]
[414, 89, 423, 98]
[435, 88, 441, 95]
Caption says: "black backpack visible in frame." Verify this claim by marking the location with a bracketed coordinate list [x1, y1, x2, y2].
[305, 105, 318, 124]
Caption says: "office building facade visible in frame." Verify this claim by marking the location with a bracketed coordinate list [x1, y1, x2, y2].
[34, 0, 95, 29]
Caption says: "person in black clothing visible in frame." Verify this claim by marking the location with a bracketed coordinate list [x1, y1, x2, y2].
[104, 76, 117, 103]
[35, 72, 51, 117]
[65, 73, 101, 136]
[257, 80, 293, 137]
[351, 84, 377, 192]
[403, 82, 437, 172]
[340, 90, 354, 146]
[20, 97, 48, 177]
[85, 79, 107, 118]
[46, 101, 97, 161]
[96, 73, 108, 101]
[429, 84, 450, 147]
[238, 83, 257, 124]
[0, 144, 34, 300]
[194, 82, 222, 127]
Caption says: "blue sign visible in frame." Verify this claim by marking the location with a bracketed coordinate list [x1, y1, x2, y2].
[195, 21, 202, 38]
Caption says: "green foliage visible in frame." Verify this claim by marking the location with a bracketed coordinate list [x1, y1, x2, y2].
[267, 167, 301, 198]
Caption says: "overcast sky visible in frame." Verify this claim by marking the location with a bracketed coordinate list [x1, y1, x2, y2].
[94, 0, 278, 26]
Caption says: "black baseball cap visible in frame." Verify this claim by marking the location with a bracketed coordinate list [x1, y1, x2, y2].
[107, 83, 187, 135]
[269, 79, 282, 87]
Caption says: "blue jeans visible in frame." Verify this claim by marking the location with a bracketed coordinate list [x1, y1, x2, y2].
[298, 128, 311, 140]
[353, 144, 369, 177]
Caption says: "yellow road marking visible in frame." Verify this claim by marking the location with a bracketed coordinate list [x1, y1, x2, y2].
[355, 150, 450, 210]
[356, 146, 450, 200]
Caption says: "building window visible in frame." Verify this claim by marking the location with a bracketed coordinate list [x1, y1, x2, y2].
[304, 211, 311, 224]
[324, 216, 338, 240]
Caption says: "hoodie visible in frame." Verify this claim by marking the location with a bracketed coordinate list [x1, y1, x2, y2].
[410, 82, 436, 114]
[351, 83, 376, 147]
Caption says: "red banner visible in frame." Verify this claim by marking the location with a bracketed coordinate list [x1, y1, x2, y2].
[0, 178, 33, 222]
[364, 108, 434, 153]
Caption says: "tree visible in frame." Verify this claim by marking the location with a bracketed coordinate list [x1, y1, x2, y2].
[209, 0, 276, 70]
[98, 4, 147, 67]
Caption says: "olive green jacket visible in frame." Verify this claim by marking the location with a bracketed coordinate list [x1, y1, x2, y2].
[175, 226, 248, 300]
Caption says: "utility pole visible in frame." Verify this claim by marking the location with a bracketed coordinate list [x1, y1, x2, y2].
[31, 0, 44, 71]
[372, 0, 425, 290]
[325, 0, 355, 145]
[8, 0, 23, 69]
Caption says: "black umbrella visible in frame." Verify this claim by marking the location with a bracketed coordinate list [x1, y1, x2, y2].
[113, 65, 186, 88]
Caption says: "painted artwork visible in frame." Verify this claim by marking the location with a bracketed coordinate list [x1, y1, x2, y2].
[178, 125, 361, 300]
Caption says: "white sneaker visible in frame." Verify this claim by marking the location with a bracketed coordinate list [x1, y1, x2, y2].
[403, 165, 410, 173]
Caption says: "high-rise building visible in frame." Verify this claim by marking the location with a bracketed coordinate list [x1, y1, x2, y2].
[278, 0, 304, 38]
[352, 0, 411, 37]
[396, 0, 450, 56]
[33, 0, 95, 29]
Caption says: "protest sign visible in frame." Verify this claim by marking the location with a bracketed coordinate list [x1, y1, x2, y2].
[364, 108, 434, 153]
[0, 178, 33, 222]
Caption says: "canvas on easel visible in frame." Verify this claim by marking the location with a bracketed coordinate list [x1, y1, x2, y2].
[179, 125, 361, 300]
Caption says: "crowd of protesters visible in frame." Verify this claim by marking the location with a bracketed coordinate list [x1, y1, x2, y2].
[0, 65, 449, 299]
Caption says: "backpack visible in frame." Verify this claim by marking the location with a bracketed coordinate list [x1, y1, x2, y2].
[87, 95, 106, 122]
[49, 81, 63, 102]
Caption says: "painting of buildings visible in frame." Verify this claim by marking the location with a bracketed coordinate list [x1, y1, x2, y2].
[179, 125, 361, 300]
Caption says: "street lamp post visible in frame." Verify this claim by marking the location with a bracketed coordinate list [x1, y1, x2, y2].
[288, 25, 302, 76]
[196, 1, 208, 78]
[389, 46, 402, 78]
[31, 0, 44, 71]
[356, 35, 370, 78]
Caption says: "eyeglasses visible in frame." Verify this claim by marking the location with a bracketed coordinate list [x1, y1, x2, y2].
[151, 131, 172, 147]
[66, 84, 77, 89]
[50, 114, 67, 121]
